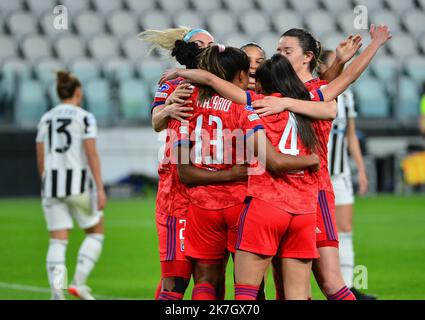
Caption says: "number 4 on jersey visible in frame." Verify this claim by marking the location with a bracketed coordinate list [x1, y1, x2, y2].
[279, 113, 299, 156]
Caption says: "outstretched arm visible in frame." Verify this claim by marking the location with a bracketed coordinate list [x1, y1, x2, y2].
[321, 25, 392, 102]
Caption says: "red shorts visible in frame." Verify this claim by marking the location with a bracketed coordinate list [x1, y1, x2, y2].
[316, 191, 339, 248]
[157, 212, 192, 278]
[236, 198, 319, 259]
[184, 203, 244, 260]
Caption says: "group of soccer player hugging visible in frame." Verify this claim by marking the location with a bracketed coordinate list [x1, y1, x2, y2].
[140, 24, 391, 301]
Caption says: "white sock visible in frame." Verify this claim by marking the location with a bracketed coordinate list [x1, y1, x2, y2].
[339, 232, 354, 288]
[72, 234, 104, 286]
[46, 239, 68, 297]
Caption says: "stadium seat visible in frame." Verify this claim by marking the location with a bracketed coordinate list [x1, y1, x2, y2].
[108, 11, 137, 36]
[206, 10, 239, 39]
[0, 0, 23, 16]
[388, 33, 418, 58]
[55, 35, 86, 62]
[403, 11, 425, 41]
[125, 0, 157, 12]
[21, 34, 51, 63]
[420, 34, 425, 54]
[103, 58, 135, 81]
[34, 58, 64, 85]
[399, 76, 420, 118]
[240, 10, 271, 38]
[140, 10, 173, 30]
[88, 34, 120, 61]
[223, 0, 256, 12]
[60, 0, 90, 14]
[287, 0, 318, 13]
[2, 58, 32, 80]
[371, 10, 401, 34]
[47, 80, 61, 107]
[92, 0, 123, 14]
[385, 0, 416, 13]
[353, 77, 390, 118]
[419, 0, 425, 9]
[70, 58, 101, 84]
[6, 11, 37, 40]
[15, 79, 48, 128]
[322, 32, 345, 51]
[255, 32, 280, 58]
[321, 0, 353, 13]
[271, 10, 303, 34]
[370, 55, 399, 85]
[256, 0, 287, 14]
[119, 78, 151, 121]
[40, 11, 71, 39]
[121, 34, 151, 61]
[173, 10, 205, 30]
[352, 0, 384, 13]
[304, 10, 336, 38]
[405, 56, 425, 83]
[75, 11, 105, 38]
[336, 10, 356, 35]
[85, 79, 113, 124]
[137, 58, 167, 86]
[191, 0, 223, 14]
[0, 36, 17, 64]
[25, 0, 57, 17]
[157, 0, 189, 12]
[223, 32, 251, 49]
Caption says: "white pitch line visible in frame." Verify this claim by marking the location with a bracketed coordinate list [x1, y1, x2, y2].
[0, 282, 148, 300]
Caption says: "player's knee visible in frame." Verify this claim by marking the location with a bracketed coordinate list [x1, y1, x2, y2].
[162, 277, 189, 294]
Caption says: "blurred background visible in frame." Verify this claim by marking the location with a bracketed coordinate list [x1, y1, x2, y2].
[0, 0, 424, 300]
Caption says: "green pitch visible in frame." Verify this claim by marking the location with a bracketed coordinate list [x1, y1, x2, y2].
[0, 195, 424, 300]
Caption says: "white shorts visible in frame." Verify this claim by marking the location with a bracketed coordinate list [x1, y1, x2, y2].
[42, 192, 103, 231]
[331, 174, 354, 206]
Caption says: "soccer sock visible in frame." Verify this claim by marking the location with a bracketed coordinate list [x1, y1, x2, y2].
[235, 284, 259, 300]
[155, 281, 162, 300]
[192, 283, 216, 300]
[158, 291, 184, 300]
[326, 286, 356, 300]
[72, 233, 104, 286]
[339, 232, 354, 288]
[46, 239, 68, 297]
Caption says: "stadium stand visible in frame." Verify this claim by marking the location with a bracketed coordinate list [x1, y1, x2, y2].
[0, 0, 423, 129]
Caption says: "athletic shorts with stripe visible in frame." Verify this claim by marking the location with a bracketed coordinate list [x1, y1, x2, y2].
[184, 203, 245, 261]
[236, 198, 319, 259]
[316, 190, 339, 248]
[156, 212, 192, 279]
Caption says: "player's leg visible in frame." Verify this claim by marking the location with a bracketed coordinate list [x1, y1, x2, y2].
[43, 197, 72, 300]
[281, 258, 312, 300]
[192, 259, 225, 300]
[314, 191, 356, 300]
[157, 215, 192, 300]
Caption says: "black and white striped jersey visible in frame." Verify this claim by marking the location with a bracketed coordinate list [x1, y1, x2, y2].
[36, 104, 97, 198]
[327, 89, 357, 177]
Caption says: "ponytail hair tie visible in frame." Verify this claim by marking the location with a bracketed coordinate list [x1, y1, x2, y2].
[217, 44, 226, 53]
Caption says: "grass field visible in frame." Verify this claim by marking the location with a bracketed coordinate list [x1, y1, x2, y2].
[0, 195, 424, 300]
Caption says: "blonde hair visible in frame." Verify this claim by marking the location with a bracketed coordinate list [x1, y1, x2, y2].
[138, 27, 191, 55]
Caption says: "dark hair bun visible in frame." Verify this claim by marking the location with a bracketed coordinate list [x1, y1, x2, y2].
[56, 70, 81, 100]
[172, 40, 203, 69]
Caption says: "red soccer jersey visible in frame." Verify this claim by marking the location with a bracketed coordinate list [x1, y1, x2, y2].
[246, 92, 319, 215]
[152, 78, 189, 218]
[174, 89, 264, 210]
[304, 78, 334, 194]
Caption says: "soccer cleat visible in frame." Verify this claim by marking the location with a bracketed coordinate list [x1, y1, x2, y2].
[350, 287, 377, 300]
[68, 285, 96, 300]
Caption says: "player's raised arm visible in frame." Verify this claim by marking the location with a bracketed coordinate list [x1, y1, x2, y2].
[320, 25, 392, 102]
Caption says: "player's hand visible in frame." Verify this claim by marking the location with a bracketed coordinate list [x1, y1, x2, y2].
[229, 164, 248, 182]
[165, 83, 193, 105]
[309, 154, 320, 172]
[159, 68, 182, 85]
[336, 34, 363, 64]
[164, 103, 194, 122]
[370, 24, 392, 47]
[97, 188, 107, 211]
[358, 170, 369, 196]
[252, 96, 286, 117]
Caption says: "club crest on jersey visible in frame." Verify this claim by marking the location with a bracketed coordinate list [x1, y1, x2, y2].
[245, 105, 255, 112]
[159, 84, 170, 92]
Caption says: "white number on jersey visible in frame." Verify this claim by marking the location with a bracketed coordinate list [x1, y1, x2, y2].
[278, 113, 299, 156]
[194, 114, 224, 165]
